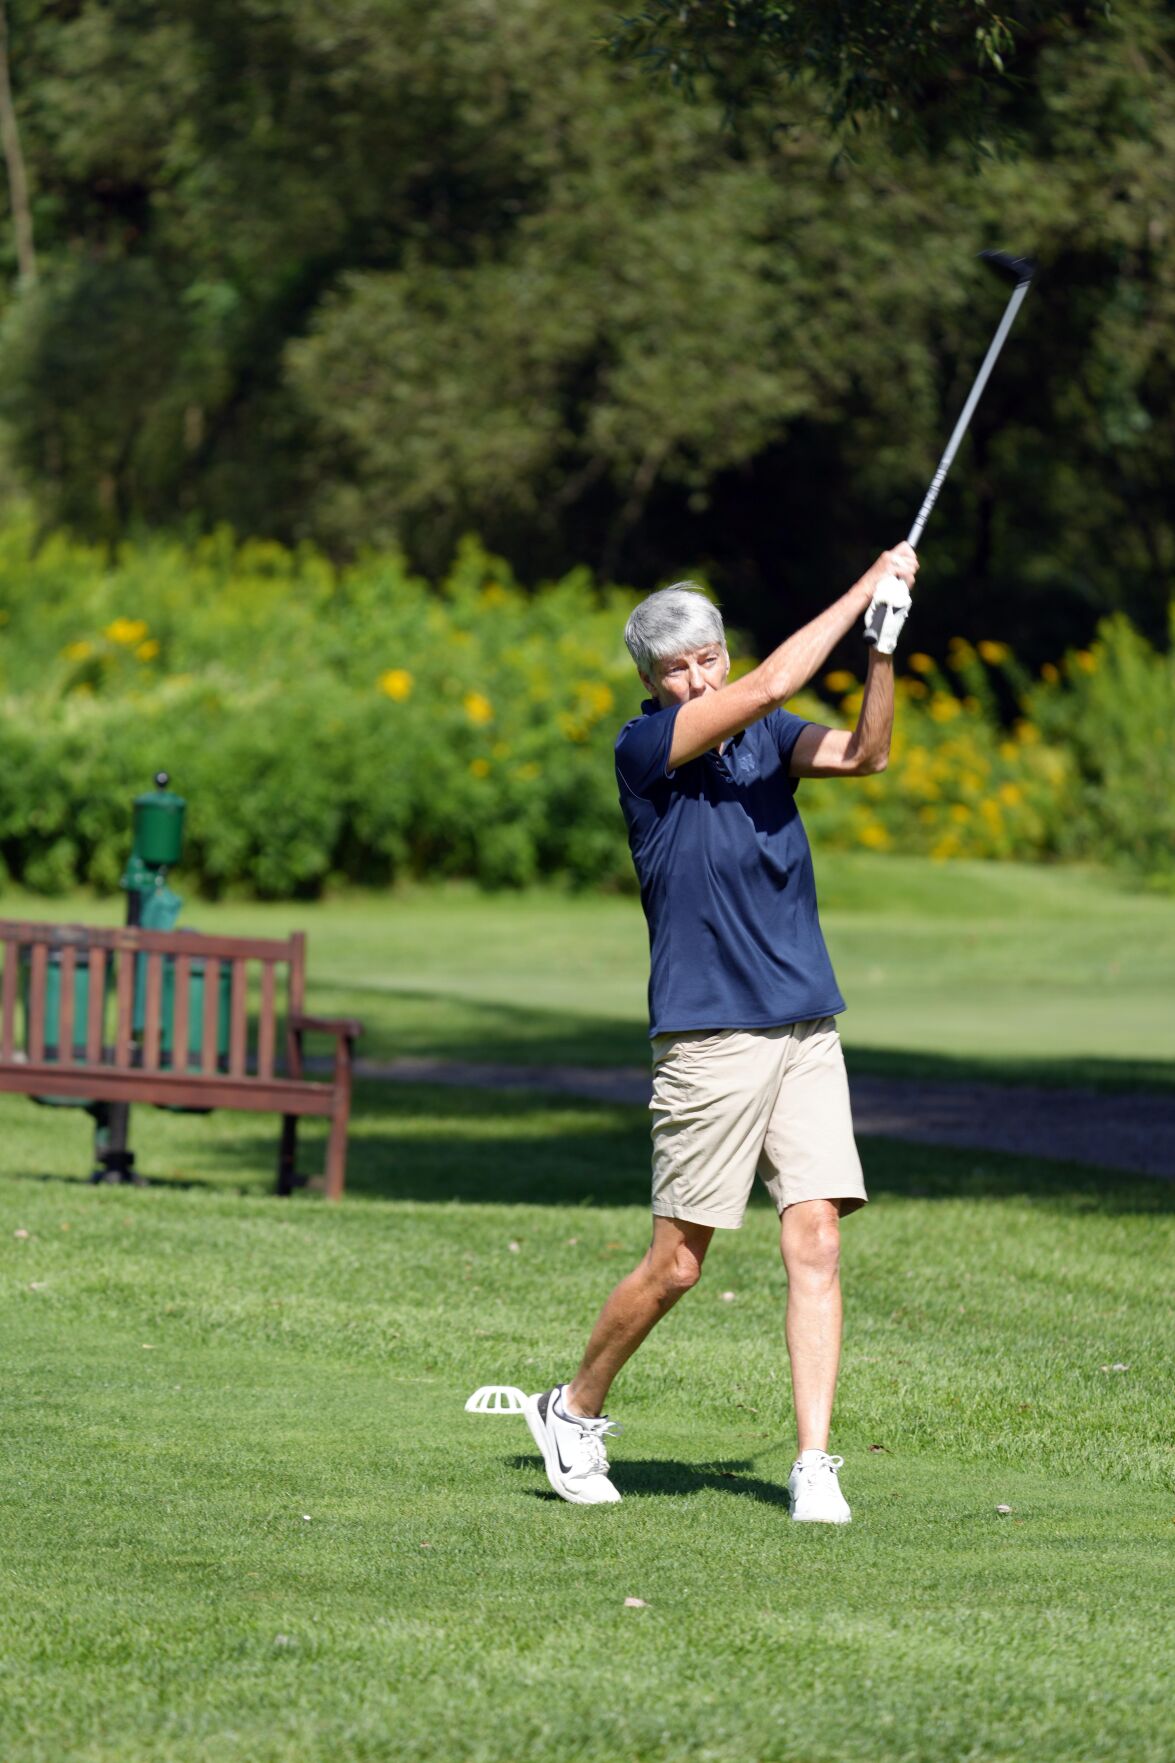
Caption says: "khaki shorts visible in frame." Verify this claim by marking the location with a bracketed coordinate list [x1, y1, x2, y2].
[649, 1018, 867, 1230]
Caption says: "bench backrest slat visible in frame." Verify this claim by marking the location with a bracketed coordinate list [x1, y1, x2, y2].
[287, 932, 306, 1071]
[229, 960, 248, 1077]
[59, 946, 77, 1064]
[1, 940, 17, 1060]
[142, 952, 164, 1073]
[173, 955, 191, 1073]
[28, 944, 47, 1062]
[115, 949, 136, 1068]
[258, 961, 277, 1080]
[201, 958, 220, 1076]
[86, 946, 106, 1062]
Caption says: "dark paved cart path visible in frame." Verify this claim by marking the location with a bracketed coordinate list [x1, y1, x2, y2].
[355, 1057, 1175, 1181]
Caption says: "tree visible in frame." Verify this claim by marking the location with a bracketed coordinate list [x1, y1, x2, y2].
[0, 0, 1170, 663]
[611, 1, 1113, 152]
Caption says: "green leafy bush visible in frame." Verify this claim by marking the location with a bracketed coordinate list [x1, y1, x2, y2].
[0, 525, 641, 896]
[0, 520, 1169, 896]
[1023, 612, 1175, 881]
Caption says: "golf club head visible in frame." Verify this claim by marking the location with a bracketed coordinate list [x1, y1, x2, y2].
[979, 249, 1037, 288]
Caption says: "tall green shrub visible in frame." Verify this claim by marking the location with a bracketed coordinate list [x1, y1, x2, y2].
[0, 519, 1169, 896]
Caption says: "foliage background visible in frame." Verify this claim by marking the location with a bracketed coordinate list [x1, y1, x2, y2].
[0, 0, 1171, 671]
[0, 525, 1168, 897]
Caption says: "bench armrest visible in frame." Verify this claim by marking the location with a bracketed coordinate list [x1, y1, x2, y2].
[286, 1012, 361, 1084]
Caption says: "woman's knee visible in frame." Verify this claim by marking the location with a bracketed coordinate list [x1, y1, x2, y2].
[646, 1222, 709, 1297]
[781, 1202, 841, 1279]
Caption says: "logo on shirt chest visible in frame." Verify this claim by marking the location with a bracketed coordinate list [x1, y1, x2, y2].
[714, 746, 757, 784]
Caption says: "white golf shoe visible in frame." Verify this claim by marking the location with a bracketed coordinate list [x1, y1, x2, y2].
[524, 1385, 622, 1505]
[787, 1450, 852, 1524]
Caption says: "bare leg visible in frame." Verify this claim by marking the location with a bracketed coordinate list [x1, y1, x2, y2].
[780, 1199, 843, 1455]
[564, 1216, 714, 1417]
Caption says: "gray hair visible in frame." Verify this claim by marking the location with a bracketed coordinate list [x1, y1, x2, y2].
[624, 582, 726, 680]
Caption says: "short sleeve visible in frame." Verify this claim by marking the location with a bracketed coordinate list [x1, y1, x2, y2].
[765, 708, 812, 772]
[615, 704, 682, 799]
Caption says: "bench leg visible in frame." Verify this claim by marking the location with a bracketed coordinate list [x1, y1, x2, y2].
[322, 1033, 354, 1203]
[324, 1099, 349, 1203]
[92, 1101, 141, 1185]
[276, 1114, 298, 1197]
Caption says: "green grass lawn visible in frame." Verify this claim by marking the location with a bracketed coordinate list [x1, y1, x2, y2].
[3, 853, 1174, 1088]
[2, 1082, 1175, 1763]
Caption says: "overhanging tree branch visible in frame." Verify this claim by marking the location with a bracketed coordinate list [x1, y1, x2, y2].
[0, 0, 36, 286]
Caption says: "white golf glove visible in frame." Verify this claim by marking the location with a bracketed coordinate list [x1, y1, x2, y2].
[862, 573, 912, 655]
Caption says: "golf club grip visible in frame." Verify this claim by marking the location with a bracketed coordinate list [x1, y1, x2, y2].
[907, 277, 1032, 550]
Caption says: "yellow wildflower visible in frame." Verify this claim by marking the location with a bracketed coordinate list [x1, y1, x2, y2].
[464, 690, 494, 725]
[930, 832, 962, 861]
[949, 803, 971, 823]
[824, 670, 857, 693]
[581, 680, 614, 716]
[105, 617, 149, 646]
[858, 822, 892, 851]
[977, 640, 1009, 665]
[1073, 650, 1096, 673]
[998, 782, 1023, 807]
[903, 679, 928, 699]
[918, 805, 938, 824]
[481, 582, 510, 607]
[63, 640, 93, 662]
[378, 668, 414, 702]
[469, 757, 491, 778]
[907, 653, 934, 674]
[136, 639, 160, 661]
[929, 694, 961, 723]
[517, 762, 540, 782]
[946, 637, 974, 667]
[999, 740, 1018, 760]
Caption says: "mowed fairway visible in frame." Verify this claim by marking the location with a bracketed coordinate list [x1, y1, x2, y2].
[2, 855, 1174, 1761]
[2, 1079, 1175, 1763]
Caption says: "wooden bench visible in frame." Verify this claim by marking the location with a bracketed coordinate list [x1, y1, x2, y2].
[0, 920, 362, 1200]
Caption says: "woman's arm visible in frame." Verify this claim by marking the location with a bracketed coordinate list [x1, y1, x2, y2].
[666, 543, 917, 771]
[788, 649, 895, 778]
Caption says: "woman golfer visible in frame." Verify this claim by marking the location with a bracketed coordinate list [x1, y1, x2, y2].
[524, 544, 918, 1522]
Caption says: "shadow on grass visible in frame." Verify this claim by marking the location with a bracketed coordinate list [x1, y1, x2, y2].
[858, 1136, 1175, 1212]
[325, 983, 1175, 1094]
[507, 1454, 793, 1506]
[13, 1078, 1173, 1216]
[843, 1045, 1175, 1096]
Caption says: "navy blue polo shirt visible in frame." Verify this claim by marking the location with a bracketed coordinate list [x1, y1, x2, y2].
[615, 701, 845, 1038]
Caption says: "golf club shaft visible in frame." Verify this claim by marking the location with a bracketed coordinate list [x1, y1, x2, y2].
[907, 276, 1032, 549]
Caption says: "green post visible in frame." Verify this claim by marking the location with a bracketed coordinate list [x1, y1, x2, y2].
[102, 771, 189, 1182]
[121, 771, 186, 930]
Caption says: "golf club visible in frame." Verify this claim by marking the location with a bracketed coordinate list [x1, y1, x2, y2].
[865, 249, 1036, 645]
